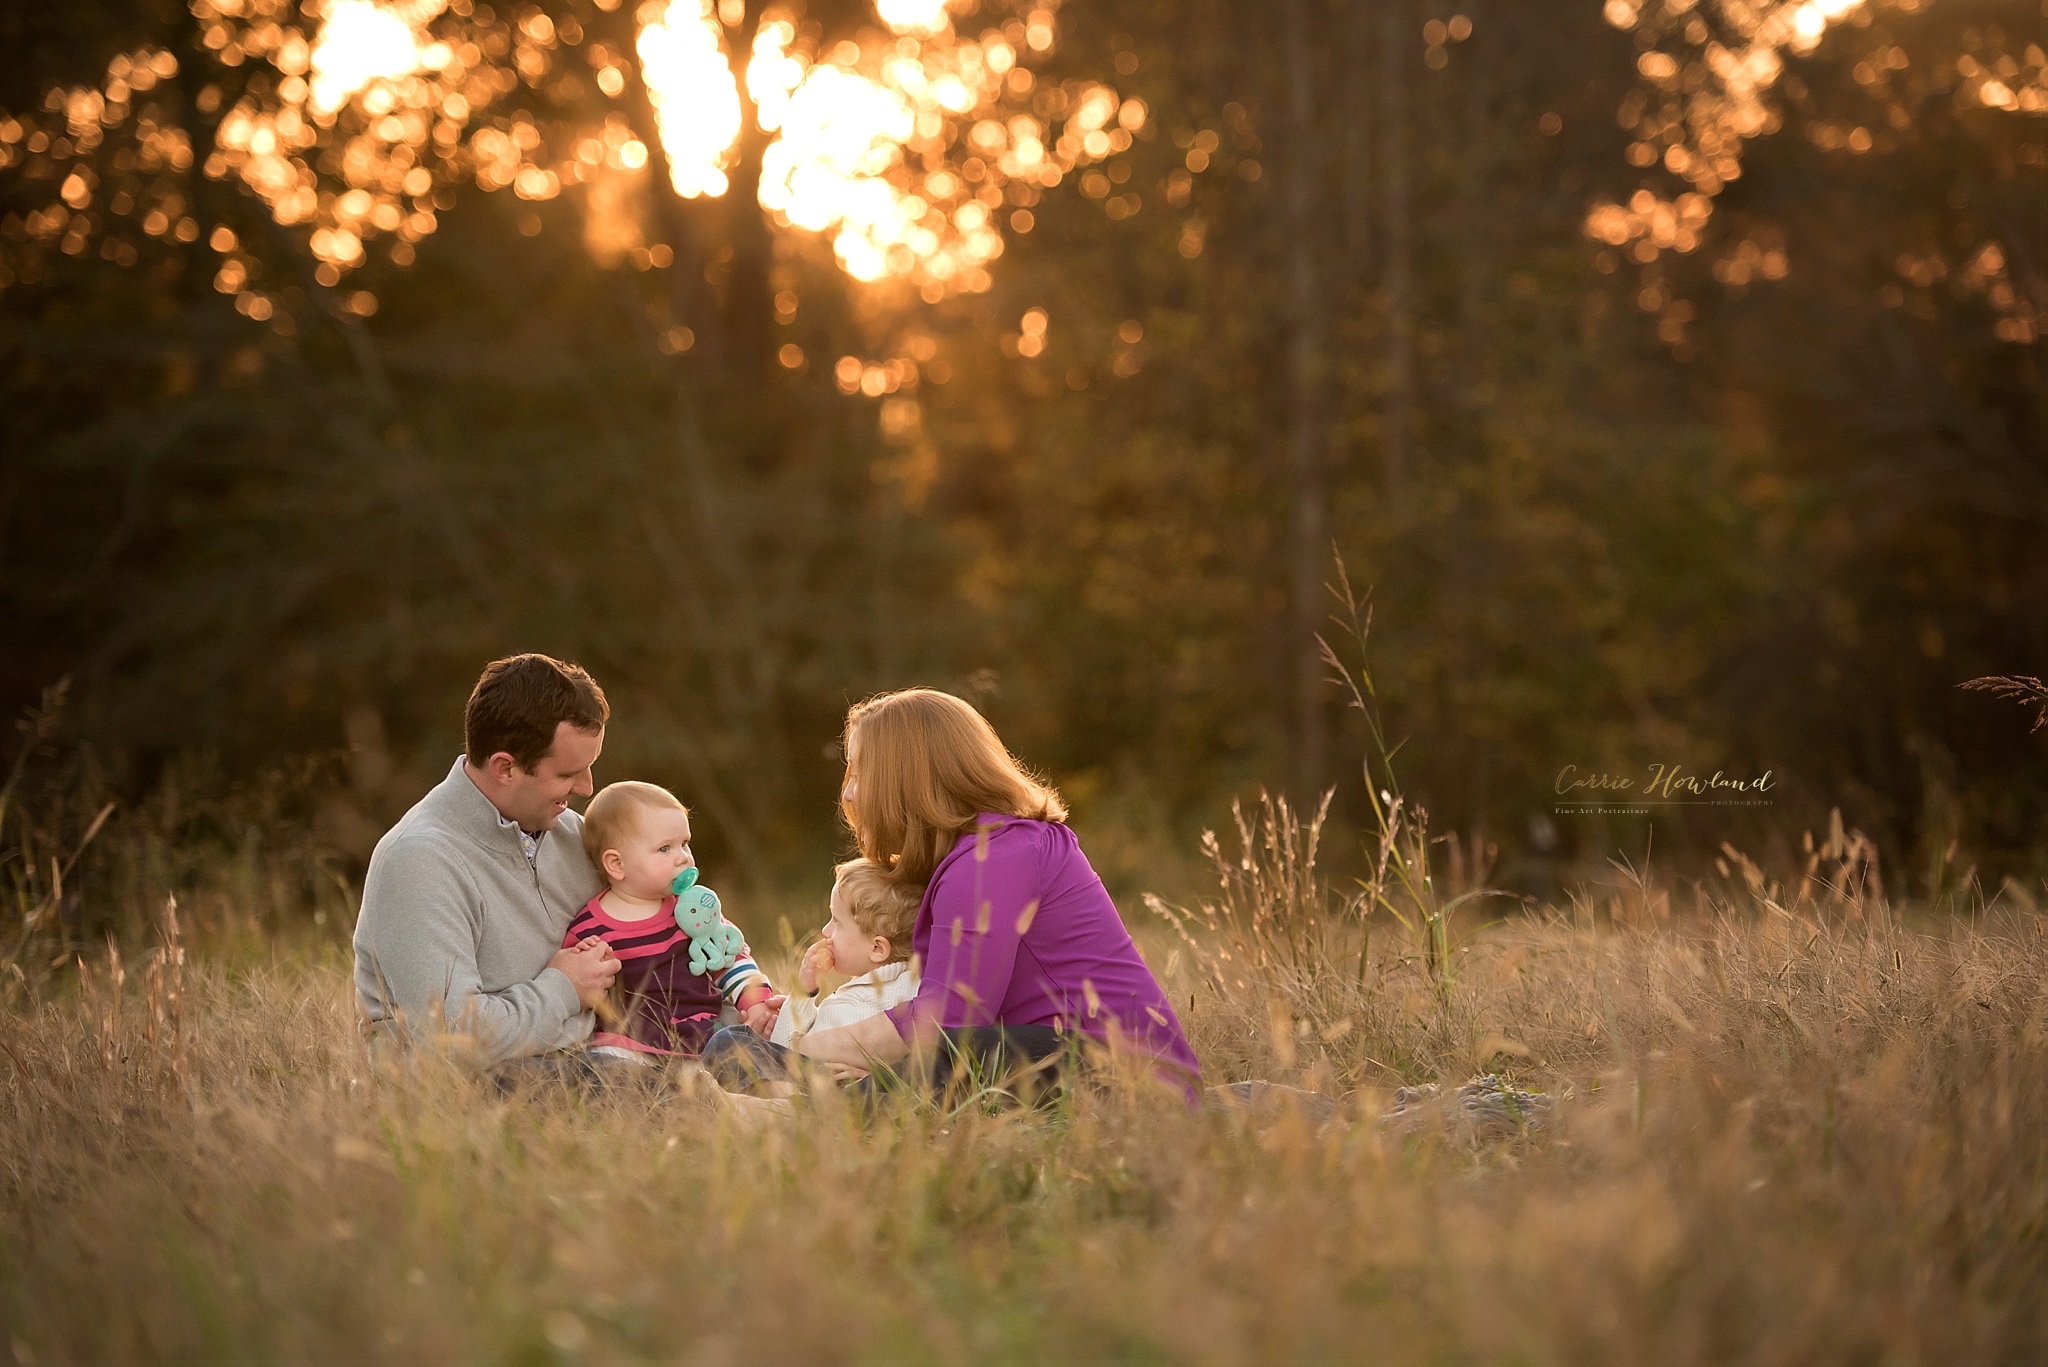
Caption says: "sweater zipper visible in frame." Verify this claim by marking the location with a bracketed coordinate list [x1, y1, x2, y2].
[520, 828, 549, 916]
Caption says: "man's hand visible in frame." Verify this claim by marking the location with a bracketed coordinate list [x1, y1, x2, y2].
[547, 936, 620, 1012]
[796, 938, 834, 995]
[743, 993, 786, 1037]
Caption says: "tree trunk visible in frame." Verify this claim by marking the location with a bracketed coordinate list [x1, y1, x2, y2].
[1456, 3, 1494, 825]
[1284, 0, 1329, 800]
[720, 0, 775, 384]
[607, 2, 782, 869]
[1379, 0, 1414, 496]
[1343, 4, 1375, 269]
[1459, 0, 1489, 463]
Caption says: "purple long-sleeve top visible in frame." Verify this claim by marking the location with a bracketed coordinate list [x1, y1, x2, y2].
[884, 814, 1202, 1097]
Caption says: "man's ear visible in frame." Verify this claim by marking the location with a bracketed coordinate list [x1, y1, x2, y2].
[487, 751, 519, 784]
[602, 848, 628, 883]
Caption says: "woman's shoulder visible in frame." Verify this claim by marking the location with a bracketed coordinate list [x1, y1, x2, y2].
[978, 811, 1071, 835]
[933, 814, 1071, 882]
[960, 812, 1069, 851]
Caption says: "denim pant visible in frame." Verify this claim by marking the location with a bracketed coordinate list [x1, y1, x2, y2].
[702, 1023, 1070, 1105]
[700, 1026, 793, 1090]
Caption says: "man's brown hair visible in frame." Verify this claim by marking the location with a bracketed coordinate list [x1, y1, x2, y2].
[464, 654, 609, 771]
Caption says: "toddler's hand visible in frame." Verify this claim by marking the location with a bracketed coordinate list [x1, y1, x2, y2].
[797, 939, 834, 995]
[743, 993, 786, 1037]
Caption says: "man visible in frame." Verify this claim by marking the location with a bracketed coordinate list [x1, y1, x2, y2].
[353, 653, 622, 1069]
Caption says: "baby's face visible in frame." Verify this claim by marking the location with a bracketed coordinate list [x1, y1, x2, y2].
[607, 808, 695, 900]
[824, 884, 886, 976]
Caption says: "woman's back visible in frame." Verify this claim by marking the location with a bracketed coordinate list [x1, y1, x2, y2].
[886, 815, 1201, 1090]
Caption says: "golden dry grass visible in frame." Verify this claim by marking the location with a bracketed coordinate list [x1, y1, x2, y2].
[3, 814, 2045, 1363]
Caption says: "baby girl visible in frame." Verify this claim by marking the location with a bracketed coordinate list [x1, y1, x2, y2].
[567, 780, 778, 1062]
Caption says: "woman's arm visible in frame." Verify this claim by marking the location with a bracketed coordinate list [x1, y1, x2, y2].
[884, 821, 1038, 1042]
[792, 1009, 909, 1071]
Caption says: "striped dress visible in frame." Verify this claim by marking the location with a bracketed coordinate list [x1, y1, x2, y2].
[562, 893, 770, 1056]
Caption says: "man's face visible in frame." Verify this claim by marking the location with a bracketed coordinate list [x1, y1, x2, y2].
[495, 722, 603, 831]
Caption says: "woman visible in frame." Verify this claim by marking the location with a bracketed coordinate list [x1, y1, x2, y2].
[791, 688, 1201, 1100]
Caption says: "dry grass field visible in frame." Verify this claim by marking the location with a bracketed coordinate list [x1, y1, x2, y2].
[3, 781, 2045, 1363]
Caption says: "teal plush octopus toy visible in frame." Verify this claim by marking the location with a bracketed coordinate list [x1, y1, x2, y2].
[670, 867, 744, 977]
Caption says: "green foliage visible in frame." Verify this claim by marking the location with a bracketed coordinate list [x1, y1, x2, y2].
[1, 0, 2043, 895]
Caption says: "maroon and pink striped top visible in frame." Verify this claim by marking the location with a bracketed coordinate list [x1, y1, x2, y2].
[563, 893, 769, 1056]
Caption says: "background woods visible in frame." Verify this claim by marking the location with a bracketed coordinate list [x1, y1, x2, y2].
[2, 0, 2043, 908]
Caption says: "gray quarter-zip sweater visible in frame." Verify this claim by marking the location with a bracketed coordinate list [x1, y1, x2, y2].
[352, 756, 602, 1066]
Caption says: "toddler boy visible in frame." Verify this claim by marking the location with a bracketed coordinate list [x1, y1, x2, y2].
[707, 858, 920, 1090]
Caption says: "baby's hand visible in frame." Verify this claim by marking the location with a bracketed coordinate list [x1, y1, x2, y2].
[797, 939, 834, 995]
[743, 994, 786, 1037]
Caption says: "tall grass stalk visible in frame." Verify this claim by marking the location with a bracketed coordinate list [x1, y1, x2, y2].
[1316, 559, 1513, 1010]
[1147, 563, 1515, 1083]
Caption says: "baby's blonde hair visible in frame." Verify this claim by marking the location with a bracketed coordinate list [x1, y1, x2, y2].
[582, 780, 686, 884]
[834, 857, 921, 964]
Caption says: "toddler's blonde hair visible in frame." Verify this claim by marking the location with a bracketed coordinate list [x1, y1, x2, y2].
[582, 780, 686, 885]
[834, 857, 921, 964]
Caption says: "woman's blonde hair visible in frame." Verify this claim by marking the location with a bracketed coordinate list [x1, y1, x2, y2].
[842, 688, 1066, 887]
[832, 857, 921, 963]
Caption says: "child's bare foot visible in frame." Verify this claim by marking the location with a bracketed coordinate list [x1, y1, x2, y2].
[719, 1091, 795, 1130]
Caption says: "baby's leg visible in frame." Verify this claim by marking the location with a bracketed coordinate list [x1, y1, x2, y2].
[702, 1024, 792, 1093]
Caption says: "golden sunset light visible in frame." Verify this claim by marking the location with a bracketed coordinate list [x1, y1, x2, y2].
[635, 0, 742, 198]
[0, 0, 1153, 303]
[308, 0, 443, 115]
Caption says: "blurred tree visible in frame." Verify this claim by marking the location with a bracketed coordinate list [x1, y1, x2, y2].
[917, 0, 2044, 883]
[0, 0, 1145, 879]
